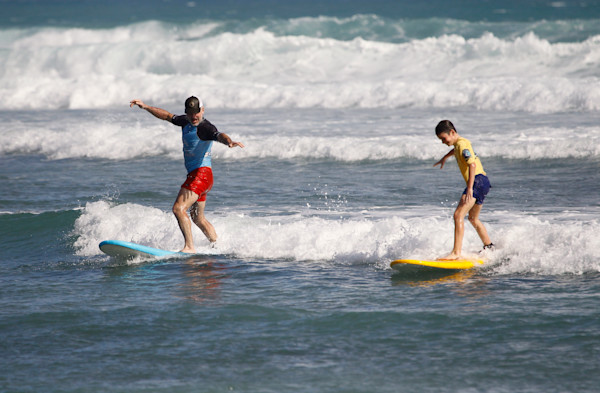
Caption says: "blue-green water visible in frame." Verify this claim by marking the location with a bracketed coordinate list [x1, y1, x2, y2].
[4, 256, 599, 392]
[1, 1, 600, 392]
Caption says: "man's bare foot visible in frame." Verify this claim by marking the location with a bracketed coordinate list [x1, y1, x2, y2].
[437, 253, 461, 261]
[180, 247, 196, 254]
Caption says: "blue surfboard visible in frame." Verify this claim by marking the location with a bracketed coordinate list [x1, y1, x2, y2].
[99, 240, 184, 260]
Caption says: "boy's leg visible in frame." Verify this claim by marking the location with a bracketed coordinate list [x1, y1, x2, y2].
[190, 200, 218, 243]
[468, 203, 491, 247]
[440, 195, 476, 260]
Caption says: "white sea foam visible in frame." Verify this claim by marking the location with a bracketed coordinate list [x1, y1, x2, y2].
[1, 117, 182, 160]
[487, 213, 600, 275]
[1, 20, 599, 112]
[74, 200, 600, 275]
[2, 111, 598, 161]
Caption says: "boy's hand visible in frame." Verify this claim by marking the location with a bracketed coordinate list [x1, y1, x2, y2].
[435, 149, 454, 169]
[465, 188, 474, 203]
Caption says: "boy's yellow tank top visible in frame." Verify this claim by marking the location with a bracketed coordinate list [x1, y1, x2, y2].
[454, 137, 486, 184]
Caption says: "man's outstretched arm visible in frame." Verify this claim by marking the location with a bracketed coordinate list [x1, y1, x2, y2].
[217, 132, 245, 148]
[130, 99, 174, 122]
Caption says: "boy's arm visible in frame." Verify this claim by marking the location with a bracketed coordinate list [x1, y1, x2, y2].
[465, 162, 477, 202]
[434, 149, 454, 169]
[130, 99, 174, 122]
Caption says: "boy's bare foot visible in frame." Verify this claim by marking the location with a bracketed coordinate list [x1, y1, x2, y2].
[437, 253, 461, 261]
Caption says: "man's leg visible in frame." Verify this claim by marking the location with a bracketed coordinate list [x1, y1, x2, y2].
[190, 200, 217, 243]
[173, 187, 200, 253]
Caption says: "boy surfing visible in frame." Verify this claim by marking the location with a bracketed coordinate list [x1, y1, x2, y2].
[434, 120, 494, 260]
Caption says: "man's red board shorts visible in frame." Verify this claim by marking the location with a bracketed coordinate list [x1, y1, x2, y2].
[181, 167, 213, 202]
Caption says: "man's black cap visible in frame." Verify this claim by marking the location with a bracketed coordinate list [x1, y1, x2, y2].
[185, 96, 203, 114]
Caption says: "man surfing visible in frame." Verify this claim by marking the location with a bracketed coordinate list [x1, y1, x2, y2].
[130, 96, 244, 253]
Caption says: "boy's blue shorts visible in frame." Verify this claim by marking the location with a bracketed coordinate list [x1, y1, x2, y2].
[464, 174, 491, 205]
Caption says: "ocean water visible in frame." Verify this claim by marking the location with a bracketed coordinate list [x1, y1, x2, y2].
[1, 1, 600, 392]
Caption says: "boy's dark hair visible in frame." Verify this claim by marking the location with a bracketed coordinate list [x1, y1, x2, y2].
[435, 120, 455, 136]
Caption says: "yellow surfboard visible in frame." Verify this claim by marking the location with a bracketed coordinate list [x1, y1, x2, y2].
[391, 257, 484, 270]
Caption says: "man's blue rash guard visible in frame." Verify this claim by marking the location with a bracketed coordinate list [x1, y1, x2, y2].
[171, 115, 221, 173]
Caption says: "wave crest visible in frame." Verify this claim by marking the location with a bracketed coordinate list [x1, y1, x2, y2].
[73, 201, 600, 274]
[1, 20, 599, 112]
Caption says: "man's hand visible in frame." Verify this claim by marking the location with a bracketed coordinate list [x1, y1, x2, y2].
[130, 99, 147, 109]
[228, 141, 245, 148]
[218, 133, 244, 148]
